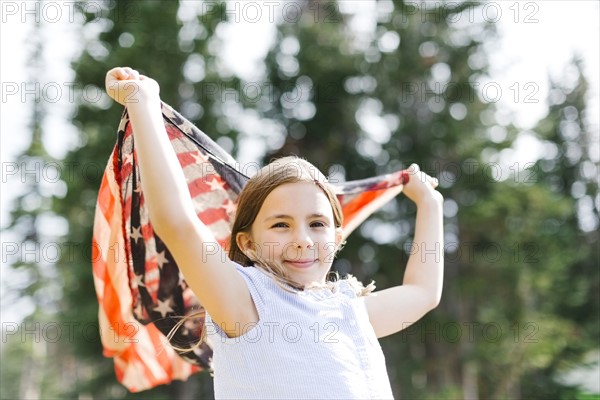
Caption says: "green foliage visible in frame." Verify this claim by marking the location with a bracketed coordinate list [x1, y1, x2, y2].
[577, 394, 600, 400]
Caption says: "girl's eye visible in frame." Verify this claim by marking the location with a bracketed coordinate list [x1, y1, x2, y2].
[271, 222, 289, 228]
[310, 221, 326, 228]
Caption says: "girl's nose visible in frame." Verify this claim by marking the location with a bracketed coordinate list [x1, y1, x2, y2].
[294, 228, 314, 248]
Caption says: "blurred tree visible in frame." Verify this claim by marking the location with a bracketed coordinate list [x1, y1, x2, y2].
[1, 9, 70, 400]
[514, 59, 599, 399]
[4, 0, 597, 399]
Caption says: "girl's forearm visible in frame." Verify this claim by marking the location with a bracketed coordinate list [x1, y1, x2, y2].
[127, 98, 198, 233]
[403, 198, 444, 306]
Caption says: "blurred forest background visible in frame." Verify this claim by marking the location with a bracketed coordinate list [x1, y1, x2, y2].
[1, 0, 598, 399]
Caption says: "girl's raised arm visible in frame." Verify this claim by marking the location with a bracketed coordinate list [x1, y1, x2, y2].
[365, 164, 444, 338]
[105, 67, 258, 335]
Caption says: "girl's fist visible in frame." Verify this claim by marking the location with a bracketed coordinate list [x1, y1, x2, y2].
[105, 67, 159, 106]
[403, 164, 443, 205]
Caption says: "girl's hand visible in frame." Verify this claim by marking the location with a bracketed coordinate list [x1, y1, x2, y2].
[403, 164, 443, 205]
[105, 67, 160, 106]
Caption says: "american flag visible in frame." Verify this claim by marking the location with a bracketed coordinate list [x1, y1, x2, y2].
[91, 102, 409, 392]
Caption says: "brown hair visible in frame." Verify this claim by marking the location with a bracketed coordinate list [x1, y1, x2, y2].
[228, 156, 344, 288]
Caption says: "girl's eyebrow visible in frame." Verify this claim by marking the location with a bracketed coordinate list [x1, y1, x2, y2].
[265, 214, 291, 221]
[264, 213, 329, 222]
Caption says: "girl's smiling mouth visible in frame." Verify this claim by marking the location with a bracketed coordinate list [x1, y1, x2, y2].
[284, 259, 318, 268]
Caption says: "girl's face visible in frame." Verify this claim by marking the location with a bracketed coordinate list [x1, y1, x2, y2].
[241, 181, 342, 287]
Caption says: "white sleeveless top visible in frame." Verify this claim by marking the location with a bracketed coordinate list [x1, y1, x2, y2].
[205, 263, 394, 399]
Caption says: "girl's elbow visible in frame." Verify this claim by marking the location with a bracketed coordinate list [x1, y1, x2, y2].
[421, 289, 442, 311]
[428, 291, 443, 310]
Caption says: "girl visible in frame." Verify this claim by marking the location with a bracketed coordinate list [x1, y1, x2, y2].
[105, 67, 444, 399]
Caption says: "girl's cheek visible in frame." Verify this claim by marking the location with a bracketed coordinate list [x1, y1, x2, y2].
[322, 242, 338, 262]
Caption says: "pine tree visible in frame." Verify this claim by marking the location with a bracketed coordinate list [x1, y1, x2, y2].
[515, 59, 599, 399]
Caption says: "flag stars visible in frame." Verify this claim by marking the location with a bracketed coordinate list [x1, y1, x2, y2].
[207, 178, 223, 192]
[153, 298, 174, 318]
[223, 199, 236, 215]
[133, 274, 145, 287]
[124, 152, 134, 165]
[191, 152, 205, 164]
[130, 226, 143, 243]
[155, 251, 168, 269]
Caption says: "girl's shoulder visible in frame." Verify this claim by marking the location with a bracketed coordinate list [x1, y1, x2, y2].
[233, 262, 261, 279]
